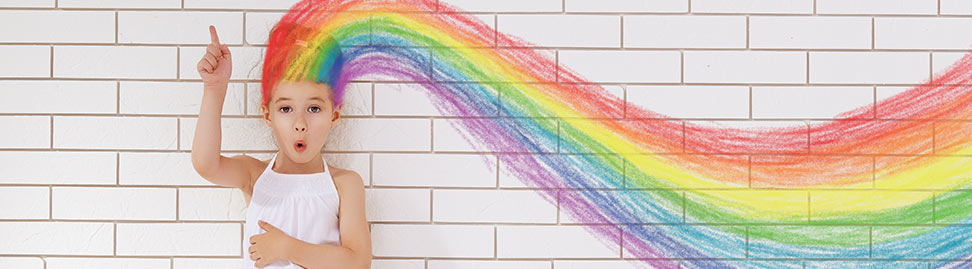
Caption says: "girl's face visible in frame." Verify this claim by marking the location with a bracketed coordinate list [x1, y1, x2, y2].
[261, 81, 341, 163]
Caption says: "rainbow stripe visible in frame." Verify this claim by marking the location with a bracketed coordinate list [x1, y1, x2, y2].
[264, 0, 972, 267]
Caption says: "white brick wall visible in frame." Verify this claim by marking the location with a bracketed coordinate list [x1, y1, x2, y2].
[0, 0, 967, 268]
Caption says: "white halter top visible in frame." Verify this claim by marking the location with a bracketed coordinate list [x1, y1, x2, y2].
[242, 152, 341, 268]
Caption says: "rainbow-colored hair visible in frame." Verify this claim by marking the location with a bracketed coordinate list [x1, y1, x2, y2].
[261, 13, 347, 108]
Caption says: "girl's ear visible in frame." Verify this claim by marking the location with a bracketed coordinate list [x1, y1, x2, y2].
[331, 104, 342, 123]
[261, 104, 272, 125]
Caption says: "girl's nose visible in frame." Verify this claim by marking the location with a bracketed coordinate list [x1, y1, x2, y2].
[295, 126, 306, 132]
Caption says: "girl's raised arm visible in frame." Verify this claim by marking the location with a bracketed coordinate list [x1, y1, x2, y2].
[190, 25, 252, 189]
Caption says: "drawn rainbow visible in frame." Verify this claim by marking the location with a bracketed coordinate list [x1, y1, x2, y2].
[262, 0, 972, 267]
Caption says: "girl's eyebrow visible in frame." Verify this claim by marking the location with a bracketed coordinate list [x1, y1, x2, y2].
[274, 97, 326, 103]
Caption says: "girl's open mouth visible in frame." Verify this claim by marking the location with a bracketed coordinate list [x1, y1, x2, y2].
[294, 140, 306, 152]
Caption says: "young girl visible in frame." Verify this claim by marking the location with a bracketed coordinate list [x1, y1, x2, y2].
[190, 25, 371, 269]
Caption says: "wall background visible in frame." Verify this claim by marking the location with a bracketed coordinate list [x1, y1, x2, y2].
[2, 0, 972, 268]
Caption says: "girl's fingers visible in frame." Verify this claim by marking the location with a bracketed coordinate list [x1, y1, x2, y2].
[209, 25, 220, 45]
[206, 44, 222, 59]
[197, 58, 213, 73]
[206, 53, 219, 67]
[219, 44, 231, 57]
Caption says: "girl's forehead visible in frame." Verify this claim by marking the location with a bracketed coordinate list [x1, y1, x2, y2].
[272, 81, 332, 100]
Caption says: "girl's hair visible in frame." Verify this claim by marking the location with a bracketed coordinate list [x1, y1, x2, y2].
[261, 22, 347, 109]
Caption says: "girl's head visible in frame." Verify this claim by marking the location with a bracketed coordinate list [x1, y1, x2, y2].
[260, 21, 347, 161]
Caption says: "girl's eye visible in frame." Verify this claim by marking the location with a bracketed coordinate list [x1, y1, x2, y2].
[279, 106, 292, 113]
[309, 106, 321, 113]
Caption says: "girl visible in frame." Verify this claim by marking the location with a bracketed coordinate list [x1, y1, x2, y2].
[190, 25, 371, 269]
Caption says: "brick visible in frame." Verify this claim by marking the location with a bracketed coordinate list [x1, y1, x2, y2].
[935, 121, 972, 153]
[872, 226, 972, 259]
[371, 259, 426, 269]
[0, 151, 115, 185]
[0, 11, 114, 43]
[752, 86, 873, 119]
[439, 0, 561, 12]
[686, 190, 808, 224]
[244, 12, 285, 45]
[55, 46, 177, 79]
[372, 224, 494, 258]
[179, 117, 273, 151]
[184, 0, 299, 10]
[684, 51, 806, 84]
[366, 188, 430, 222]
[433, 189, 556, 223]
[432, 48, 556, 83]
[373, 153, 495, 187]
[932, 52, 966, 76]
[626, 85, 749, 119]
[119, 152, 212, 186]
[172, 258, 243, 269]
[0, 116, 50, 148]
[53, 187, 176, 220]
[1, 0, 52, 7]
[560, 190, 683, 224]
[0, 258, 43, 269]
[0, 187, 49, 219]
[0, 80, 116, 114]
[810, 52, 929, 84]
[684, 120, 810, 154]
[497, 15, 620, 48]
[433, 118, 557, 153]
[558, 50, 680, 83]
[809, 190, 933, 224]
[430, 261, 551, 269]
[0, 222, 113, 255]
[876, 18, 972, 50]
[691, 0, 813, 14]
[179, 46, 263, 80]
[497, 225, 619, 258]
[46, 258, 170, 269]
[0, 46, 50, 78]
[626, 154, 749, 189]
[870, 155, 970, 191]
[178, 187, 246, 221]
[623, 15, 746, 48]
[323, 153, 370, 185]
[120, 82, 245, 115]
[116, 223, 240, 256]
[554, 261, 639, 269]
[748, 225, 869, 259]
[119, 11, 243, 45]
[817, 0, 938, 15]
[810, 119, 933, 155]
[942, 0, 972, 15]
[565, 0, 687, 13]
[55, 116, 177, 150]
[751, 155, 872, 188]
[622, 224, 746, 258]
[324, 118, 431, 152]
[59, 0, 180, 8]
[375, 83, 449, 117]
[806, 261, 929, 268]
[750, 16, 871, 49]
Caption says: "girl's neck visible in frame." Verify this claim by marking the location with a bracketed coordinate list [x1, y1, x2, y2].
[272, 151, 326, 174]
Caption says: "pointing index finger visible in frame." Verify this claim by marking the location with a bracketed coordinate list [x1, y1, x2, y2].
[209, 25, 220, 45]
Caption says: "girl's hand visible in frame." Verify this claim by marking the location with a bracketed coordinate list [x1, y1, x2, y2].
[249, 220, 296, 268]
[197, 25, 232, 91]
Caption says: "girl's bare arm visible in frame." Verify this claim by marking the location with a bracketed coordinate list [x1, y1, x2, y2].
[189, 25, 252, 189]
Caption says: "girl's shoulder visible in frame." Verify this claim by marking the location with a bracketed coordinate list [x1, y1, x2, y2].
[327, 165, 365, 193]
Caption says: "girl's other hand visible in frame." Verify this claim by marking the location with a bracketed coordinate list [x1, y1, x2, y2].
[249, 220, 296, 267]
[197, 25, 232, 92]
